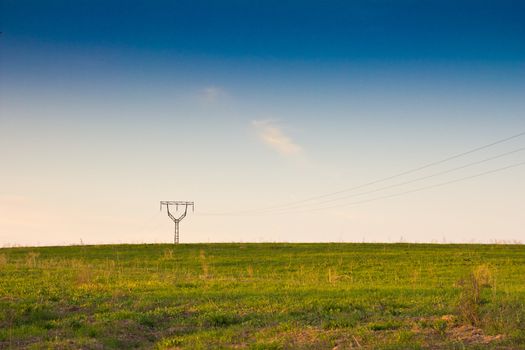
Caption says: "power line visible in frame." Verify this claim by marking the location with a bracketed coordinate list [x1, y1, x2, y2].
[199, 130, 525, 215]
[285, 160, 525, 214]
[265, 146, 525, 213]
[198, 160, 525, 216]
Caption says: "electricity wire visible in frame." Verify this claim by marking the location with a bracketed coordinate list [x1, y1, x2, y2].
[264, 146, 525, 213]
[199, 130, 525, 215]
[291, 160, 525, 213]
[198, 160, 525, 216]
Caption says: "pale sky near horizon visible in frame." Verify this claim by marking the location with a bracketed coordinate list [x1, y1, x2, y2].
[1, 0, 524, 246]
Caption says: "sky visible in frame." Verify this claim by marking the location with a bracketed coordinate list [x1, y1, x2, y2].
[1, 0, 524, 246]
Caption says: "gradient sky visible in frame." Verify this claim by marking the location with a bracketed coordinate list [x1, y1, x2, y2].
[1, 0, 524, 246]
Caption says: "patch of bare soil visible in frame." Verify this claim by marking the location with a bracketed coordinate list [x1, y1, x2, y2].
[415, 314, 505, 346]
[447, 324, 503, 345]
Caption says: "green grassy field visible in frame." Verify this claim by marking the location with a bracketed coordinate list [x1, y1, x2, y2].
[1, 243, 524, 349]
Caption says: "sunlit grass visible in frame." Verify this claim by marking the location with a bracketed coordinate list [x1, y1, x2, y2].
[1, 243, 524, 349]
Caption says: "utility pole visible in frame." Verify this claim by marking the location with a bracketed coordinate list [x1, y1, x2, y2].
[160, 201, 194, 244]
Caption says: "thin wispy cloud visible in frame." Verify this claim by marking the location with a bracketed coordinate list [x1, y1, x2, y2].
[252, 120, 302, 156]
[200, 86, 223, 103]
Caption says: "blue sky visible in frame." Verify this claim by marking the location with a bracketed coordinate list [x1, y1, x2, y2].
[1, 0, 524, 245]
[2, 0, 524, 60]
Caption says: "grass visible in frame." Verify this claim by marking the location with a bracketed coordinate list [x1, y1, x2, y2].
[0, 243, 524, 349]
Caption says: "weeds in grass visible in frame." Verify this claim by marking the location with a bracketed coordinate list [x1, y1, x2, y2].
[457, 274, 482, 326]
[199, 249, 209, 279]
[104, 259, 116, 282]
[411, 269, 421, 289]
[456, 265, 493, 327]
[75, 262, 92, 286]
[0, 254, 7, 267]
[473, 264, 494, 288]
[25, 252, 39, 268]
[162, 249, 174, 260]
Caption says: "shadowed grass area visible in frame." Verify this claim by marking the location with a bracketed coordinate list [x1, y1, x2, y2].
[1, 243, 524, 349]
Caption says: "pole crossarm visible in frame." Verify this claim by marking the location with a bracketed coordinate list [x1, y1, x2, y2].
[160, 201, 195, 207]
[160, 201, 194, 244]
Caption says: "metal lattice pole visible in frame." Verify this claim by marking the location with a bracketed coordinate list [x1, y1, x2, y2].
[174, 221, 180, 244]
[160, 201, 194, 244]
